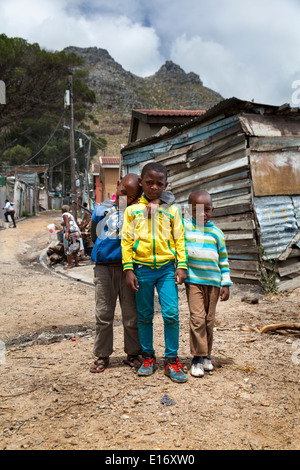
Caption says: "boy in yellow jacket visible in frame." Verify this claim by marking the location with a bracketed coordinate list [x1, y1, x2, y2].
[121, 162, 188, 383]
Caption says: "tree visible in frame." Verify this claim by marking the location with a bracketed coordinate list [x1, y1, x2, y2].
[0, 34, 97, 158]
[0, 34, 102, 190]
[2, 144, 31, 166]
[0, 35, 90, 128]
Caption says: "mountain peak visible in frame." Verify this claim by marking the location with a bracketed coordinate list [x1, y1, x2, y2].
[63, 46, 223, 154]
[64, 45, 222, 114]
[154, 60, 203, 85]
[157, 60, 185, 74]
[65, 46, 112, 64]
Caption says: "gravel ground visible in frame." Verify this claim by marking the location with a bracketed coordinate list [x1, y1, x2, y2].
[0, 212, 299, 451]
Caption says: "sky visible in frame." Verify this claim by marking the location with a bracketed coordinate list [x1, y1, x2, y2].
[1, 0, 300, 106]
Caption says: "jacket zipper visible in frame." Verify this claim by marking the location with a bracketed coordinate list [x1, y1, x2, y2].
[152, 214, 156, 269]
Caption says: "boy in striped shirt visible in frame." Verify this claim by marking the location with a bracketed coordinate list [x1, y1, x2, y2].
[184, 190, 232, 377]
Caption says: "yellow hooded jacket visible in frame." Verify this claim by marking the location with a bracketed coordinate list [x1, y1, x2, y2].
[121, 195, 188, 270]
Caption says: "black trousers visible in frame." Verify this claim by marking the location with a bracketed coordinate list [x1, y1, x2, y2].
[4, 211, 16, 227]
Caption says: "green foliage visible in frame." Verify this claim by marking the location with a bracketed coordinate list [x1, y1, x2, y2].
[74, 107, 87, 122]
[73, 77, 96, 104]
[3, 144, 31, 166]
[0, 34, 104, 190]
[258, 247, 279, 295]
[0, 34, 83, 129]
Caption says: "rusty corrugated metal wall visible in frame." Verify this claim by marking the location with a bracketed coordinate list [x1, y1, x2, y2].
[254, 196, 300, 259]
[121, 98, 300, 291]
[243, 112, 300, 290]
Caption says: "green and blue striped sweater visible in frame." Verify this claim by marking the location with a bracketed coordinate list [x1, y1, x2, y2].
[184, 219, 233, 287]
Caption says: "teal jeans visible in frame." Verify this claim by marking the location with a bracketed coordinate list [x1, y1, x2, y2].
[134, 262, 179, 358]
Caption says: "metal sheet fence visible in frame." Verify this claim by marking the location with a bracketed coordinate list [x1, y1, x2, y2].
[254, 196, 300, 259]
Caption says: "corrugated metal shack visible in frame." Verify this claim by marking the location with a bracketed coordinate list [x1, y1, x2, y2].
[121, 98, 300, 292]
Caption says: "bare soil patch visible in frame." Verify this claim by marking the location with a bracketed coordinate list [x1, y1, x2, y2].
[0, 212, 299, 450]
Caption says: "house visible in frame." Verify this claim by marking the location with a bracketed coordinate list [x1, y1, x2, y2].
[93, 156, 120, 203]
[121, 97, 300, 292]
[99, 156, 120, 201]
[0, 164, 50, 222]
[92, 163, 102, 204]
[1, 173, 43, 226]
[128, 109, 206, 143]
[15, 164, 49, 210]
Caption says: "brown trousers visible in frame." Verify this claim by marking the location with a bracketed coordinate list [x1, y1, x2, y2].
[93, 264, 141, 358]
[185, 284, 220, 357]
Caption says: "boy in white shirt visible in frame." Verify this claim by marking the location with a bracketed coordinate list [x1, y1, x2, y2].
[2, 200, 16, 227]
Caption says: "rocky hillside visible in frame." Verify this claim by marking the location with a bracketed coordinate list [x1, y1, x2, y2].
[64, 46, 223, 154]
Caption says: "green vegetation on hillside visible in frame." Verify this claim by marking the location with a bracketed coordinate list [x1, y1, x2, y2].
[0, 34, 106, 190]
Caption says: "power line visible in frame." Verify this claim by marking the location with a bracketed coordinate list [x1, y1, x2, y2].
[49, 145, 81, 170]
[90, 136, 106, 150]
[14, 110, 66, 171]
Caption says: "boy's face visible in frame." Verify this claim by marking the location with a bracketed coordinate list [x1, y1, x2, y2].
[115, 176, 140, 207]
[139, 169, 167, 201]
[190, 193, 213, 226]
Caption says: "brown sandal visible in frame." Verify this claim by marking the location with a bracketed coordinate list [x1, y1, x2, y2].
[123, 355, 142, 368]
[89, 357, 109, 373]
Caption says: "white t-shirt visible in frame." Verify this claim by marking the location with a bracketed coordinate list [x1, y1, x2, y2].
[5, 202, 14, 212]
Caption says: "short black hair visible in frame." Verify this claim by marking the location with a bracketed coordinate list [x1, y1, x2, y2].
[188, 190, 212, 205]
[141, 162, 167, 180]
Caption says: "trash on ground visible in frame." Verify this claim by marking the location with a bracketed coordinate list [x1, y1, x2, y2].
[160, 394, 175, 406]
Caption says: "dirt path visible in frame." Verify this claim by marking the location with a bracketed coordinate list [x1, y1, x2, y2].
[0, 212, 299, 451]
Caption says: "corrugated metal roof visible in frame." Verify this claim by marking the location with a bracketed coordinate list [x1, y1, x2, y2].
[254, 196, 300, 259]
[15, 165, 49, 173]
[123, 98, 300, 153]
[134, 109, 206, 117]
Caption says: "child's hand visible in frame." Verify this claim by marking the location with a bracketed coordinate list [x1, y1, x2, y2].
[174, 268, 187, 285]
[144, 201, 159, 218]
[220, 286, 230, 301]
[126, 270, 139, 291]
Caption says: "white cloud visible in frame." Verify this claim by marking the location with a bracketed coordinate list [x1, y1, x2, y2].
[1, 0, 300, 104]
[148, 0, 300, 104]
[0, 0, 163, 76]
[80, 16, 163, 76]
[170, 34, 285, 104]
[170, 35, 245, 98]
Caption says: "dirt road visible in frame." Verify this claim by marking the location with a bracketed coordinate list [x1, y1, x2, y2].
[0, 212, 299, 450]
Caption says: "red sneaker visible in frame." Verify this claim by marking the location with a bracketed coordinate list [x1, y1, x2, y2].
[138, 356, 156, 376]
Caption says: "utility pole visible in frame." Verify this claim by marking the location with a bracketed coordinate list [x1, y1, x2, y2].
[84, 137, 92, 199]
[75, 129, 91, 203]
[68, 75, 77, 221]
